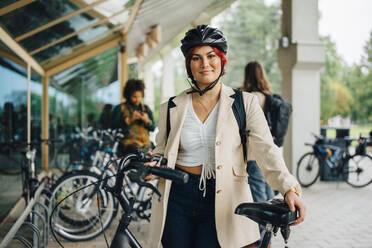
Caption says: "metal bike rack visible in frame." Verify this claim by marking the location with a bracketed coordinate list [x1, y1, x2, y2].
[34, 201, 50, 246]
[0, 179, 50, 248]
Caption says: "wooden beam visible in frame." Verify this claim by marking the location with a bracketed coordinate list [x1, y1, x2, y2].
[149, 25, 161, 43]
[27, 64, 31, 145]
[123, 0, 143, 33]
[0, 47, 26, 67]
[0, 26, 44, 76]
[136, 42, 148, 60]
[146, 35, 155, 48]
[41, 20, 128, 67]
[45, 35, 121, 76]
[15, 0, 107, 42]
[70, 0, 107, 20]
[42, 76, 49, 170]
[0, 0, 35, 16]
[30, 7, 130, 55]
[119, 35, 128, 103]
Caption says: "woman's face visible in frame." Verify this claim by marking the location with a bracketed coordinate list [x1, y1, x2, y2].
[130, 91, 143, 106]
[189, 46, 222, 88]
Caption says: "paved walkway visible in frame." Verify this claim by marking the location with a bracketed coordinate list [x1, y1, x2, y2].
[271, 181, 372, 248]
[44, 180, 372, 248]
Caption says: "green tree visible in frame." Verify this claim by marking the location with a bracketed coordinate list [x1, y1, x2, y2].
[320, 36, 353, 122]
[345, 31, 372, 123]
[214, 0, 282, 92]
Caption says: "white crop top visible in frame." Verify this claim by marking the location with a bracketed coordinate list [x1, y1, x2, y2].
[176, 98, 219, 196]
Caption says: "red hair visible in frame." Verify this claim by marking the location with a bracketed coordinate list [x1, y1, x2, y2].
[212, 47, 228, 75]
[186, 46, 228, 77]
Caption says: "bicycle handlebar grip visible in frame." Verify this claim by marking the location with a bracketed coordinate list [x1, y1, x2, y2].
[149, 167, 189, 184]
[152, 156, 168, 165]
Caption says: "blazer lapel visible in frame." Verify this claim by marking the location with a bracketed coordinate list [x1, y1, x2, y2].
[166, 90, 190, 167]
[216, 84, 235, 138]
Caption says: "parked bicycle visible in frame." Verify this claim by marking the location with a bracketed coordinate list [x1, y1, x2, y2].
[296, 133, 372, 188]
[46, 129, 122, 241]
[51, 127, 98, 172]
[50, 150, 188, 248]
[47, 131, 155, 241]
[2, 139, 60, 203]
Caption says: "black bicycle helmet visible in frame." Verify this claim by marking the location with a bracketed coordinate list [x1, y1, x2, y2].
[181, 25, 228, 96]
[181, 24, 227, 56]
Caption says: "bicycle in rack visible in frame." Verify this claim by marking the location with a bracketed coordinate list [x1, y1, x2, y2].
[47, 130, 155, 241]
[0, 139, 60, 248]
[296, 133, 372, 188]
[3, 139, 60, 203]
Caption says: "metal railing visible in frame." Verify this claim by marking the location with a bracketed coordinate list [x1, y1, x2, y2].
[0, 179, 51, 248]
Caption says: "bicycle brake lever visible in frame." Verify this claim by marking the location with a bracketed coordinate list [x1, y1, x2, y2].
[101, 176, 113, 193]
[141, 182, 161, 200]
[127, 170, 162, 200]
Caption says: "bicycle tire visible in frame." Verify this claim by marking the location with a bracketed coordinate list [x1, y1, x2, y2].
[296, 152, 320, 187]
[345, 154, 372, 188]
[48, 170, 118, 241]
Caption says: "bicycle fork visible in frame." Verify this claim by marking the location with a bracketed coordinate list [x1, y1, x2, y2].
[110, 194, 141, 248]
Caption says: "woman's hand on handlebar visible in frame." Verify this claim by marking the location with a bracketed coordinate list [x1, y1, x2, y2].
[284, 191, 306, 226]
[143, 151, 160, 181]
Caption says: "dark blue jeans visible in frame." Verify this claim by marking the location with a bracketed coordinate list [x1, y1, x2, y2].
[247, 160, 275, 246]
[162, 168, 221, 248]
[247, 161, 274, 202]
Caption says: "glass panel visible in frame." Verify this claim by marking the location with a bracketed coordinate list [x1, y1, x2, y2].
[0, 61, 43, 216]
[31, 25, 110, 62]
[19, 13, 101, 53]
[48, 48, 126, 169]
[52, 47, 118, 91]
[0, 60, 43, 166]
[0, 0, 80, 38]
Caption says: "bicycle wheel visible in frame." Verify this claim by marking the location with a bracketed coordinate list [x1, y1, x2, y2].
[345, 154, 372, 188]
[48, 171, 118, 241]
[296, 152, 320, 187]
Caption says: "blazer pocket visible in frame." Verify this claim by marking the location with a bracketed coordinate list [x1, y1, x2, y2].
[232, 165, 248, 182]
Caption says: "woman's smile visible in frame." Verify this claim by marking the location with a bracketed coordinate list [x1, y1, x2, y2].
[189, 46, 222, 88]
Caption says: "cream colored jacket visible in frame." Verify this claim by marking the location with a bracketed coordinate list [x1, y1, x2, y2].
[149, 83, 300, 248]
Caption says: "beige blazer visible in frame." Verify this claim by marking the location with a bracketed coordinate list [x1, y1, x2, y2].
[149, 83, 299, 248]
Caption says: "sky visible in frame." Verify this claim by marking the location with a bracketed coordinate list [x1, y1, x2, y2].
[318, 0, 372, 65]
[263, 0, 372, 65]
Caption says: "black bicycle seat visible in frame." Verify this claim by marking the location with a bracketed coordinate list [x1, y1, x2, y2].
[235, 199, 298, 227]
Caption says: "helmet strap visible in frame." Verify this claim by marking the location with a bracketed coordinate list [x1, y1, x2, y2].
[186, 70, 223, 96]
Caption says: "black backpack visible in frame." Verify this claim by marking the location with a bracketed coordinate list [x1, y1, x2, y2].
[264, 94, 292, 147]
[166, 89, 250, 161]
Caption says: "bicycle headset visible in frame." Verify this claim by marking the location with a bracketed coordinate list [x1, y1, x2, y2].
[180, 24, 228, 96]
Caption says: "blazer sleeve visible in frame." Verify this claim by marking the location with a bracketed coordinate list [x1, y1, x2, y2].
[152, 101, 168, 157]
[245, 94, 300, 196]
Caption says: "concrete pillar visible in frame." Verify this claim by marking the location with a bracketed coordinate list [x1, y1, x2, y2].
[278, 0, 325, 172]
[160, 45, 175, 102]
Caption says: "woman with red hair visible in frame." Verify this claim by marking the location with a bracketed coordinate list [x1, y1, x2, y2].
[148, 25, 306, 248]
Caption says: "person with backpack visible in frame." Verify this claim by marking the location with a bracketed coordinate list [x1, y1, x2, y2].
[242, 60, 279, 247]
[146, 25, 305, 248]
[111, 79, 155, 155]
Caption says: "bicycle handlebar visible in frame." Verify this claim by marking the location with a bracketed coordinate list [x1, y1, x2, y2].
[145, 164, 188, 184]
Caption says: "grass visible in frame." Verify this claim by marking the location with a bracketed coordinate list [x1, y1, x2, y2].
[326, 124, 372, 139]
